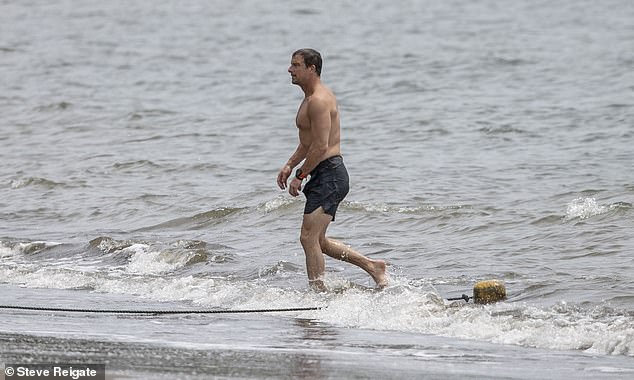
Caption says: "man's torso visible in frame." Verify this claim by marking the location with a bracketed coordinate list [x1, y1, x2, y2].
[296, 86, 341, 161]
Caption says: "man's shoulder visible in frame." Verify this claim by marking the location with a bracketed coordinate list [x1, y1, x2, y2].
[307, 87, 337, 108]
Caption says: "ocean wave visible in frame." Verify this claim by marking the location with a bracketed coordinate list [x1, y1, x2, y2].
[33, 101, 72, 112]
[126, 108, 178, 121]
[0, 242, 13, 258]
[2, 251, 633, 356]
[478, 125, 529, 135]
[122, 242, 217, 275]
[9, 177, 66, 190]
[89, 236, 138, 254]
[88, 237, 233, 272]
[249, 260, 303, 280]
[1, 236, 234, 278]
[344, 201, 482, 216]
[3, 236, 634, 356]
[123, 244, 184, 274]
[135, 207, 245, 231]
[257, 195, 299, 213]
[564, 197, 630, 221]
[0, 240, 63, 256]
[111, 160, 162, 171]
[255, 197, 466, 216]
[313, 284, 634, 357]
[566, 197, 606, 219]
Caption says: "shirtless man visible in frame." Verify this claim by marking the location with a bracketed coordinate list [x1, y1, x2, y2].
[276, 48, 388, 291]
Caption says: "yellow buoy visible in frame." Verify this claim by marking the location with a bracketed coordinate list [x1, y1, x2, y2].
[473, 280, 506, 304]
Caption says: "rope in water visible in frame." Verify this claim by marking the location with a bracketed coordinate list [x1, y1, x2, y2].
[0, 293, 478, 314]
[0, 288, 489, 314]
[0, 305, 323, 314]
[446, 294, 472, 302]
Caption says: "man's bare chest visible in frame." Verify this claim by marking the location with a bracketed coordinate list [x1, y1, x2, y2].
[295, 98, 310, 130]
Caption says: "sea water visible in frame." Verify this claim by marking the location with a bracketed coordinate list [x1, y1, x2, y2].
[1, 0, 633, 378]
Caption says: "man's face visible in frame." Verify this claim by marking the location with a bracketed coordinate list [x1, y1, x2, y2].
[288, 54, 311, 85]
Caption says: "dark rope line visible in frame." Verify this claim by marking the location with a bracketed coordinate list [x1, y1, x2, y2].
[0, 305, 323, 314]
[446, 294, 472, 302]
[1, 293, 473, 314]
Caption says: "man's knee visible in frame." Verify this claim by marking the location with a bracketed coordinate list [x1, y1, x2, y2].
[300, 224, 328, 250]
[299, 230, 311, 248]
[301, 209, 331, 248]
[300, 232, 330, 253]
[300, 225, 318, 248]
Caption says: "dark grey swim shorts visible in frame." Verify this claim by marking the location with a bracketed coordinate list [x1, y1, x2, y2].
[302, 155, 350, 221]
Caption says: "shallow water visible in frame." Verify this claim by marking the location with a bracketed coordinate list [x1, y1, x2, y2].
[1, 0, 634, 378]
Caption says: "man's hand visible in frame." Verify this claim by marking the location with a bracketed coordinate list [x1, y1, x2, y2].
[289, 177, 302, 197]
[277, 165, 292, 190]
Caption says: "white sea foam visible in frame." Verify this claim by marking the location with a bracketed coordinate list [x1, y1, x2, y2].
[1, 241, 633, 356]
[95, 275, 218, 305]
[565, 197, 607, 220]
[347, 201, 392, 213]
[0, 240, 64, 262]
[346, 201, 461, 214]
[124, 244, 191, 274]
[2, 258, 634, 356]
[258, 195, 298, 213]
[312, 286, 634, 357]
[0, 241, 15, 258]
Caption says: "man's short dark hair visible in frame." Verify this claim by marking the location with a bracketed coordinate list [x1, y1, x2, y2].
[293, 48, 322, 76]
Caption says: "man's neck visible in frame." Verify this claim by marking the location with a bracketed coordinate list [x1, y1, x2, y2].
[300, 78, 320, 97]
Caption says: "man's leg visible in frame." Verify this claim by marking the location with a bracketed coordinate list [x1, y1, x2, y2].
[301, 207, 388, 289]
[321, 237, 388, 288]
[300, 208, 332, 290]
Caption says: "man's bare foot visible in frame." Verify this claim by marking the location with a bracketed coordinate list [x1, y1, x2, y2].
[309, 278, 327, 292]
[369, 259, 389, 289]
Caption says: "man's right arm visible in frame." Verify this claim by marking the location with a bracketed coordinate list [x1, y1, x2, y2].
[277, 143, 308, 190]
[285, 143, 309, 169]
